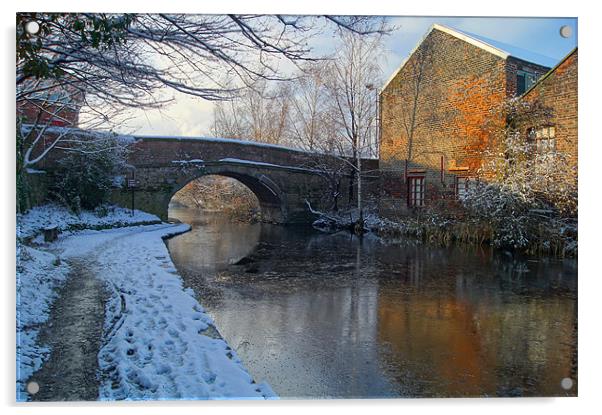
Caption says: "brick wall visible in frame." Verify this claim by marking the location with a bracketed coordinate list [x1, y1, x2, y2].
[505, 57, 552, 98]
[378, 26, 549, 217]
[17, 80, 83, 127]
[17, 100, 80, 127]
[521, 49, 578, 179]
[24, 129, 382, 214]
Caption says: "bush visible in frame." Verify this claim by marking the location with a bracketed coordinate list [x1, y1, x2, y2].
[457, 98, 578, 255]
[94, 204, 111, 217]
[51, 137, 126, 213]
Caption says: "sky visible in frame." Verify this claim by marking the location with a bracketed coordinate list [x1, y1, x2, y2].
[116, 16, 578, 137]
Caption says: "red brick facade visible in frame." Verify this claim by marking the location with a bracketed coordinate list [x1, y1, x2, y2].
[17, 81, 83, 127]
[17, 100, 81, 127]
[378, 24, 552, 217]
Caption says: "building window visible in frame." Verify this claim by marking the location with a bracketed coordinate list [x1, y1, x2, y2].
[456, 176, 476, 199]
[516, 70, 539, 95]
[408, 176, 425, 207]
[528, 126, 556, 153]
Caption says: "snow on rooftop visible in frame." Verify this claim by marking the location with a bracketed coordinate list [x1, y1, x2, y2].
[436, 24, 558, 68]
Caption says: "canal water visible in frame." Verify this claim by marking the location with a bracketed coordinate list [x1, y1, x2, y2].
[166, 206, 577, 399]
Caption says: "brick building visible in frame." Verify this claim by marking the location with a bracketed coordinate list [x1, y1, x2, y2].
[520, 48, 578, 183]
[17, 79, 83, 127]
[378, 24, 558, 217]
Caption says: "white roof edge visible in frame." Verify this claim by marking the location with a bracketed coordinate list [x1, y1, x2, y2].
[381, 23, 510, 92]
[433, 24, 509, 60]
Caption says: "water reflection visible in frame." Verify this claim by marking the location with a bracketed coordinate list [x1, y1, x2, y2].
[168, 207, 261, 273]
[166, 207, 577, 398]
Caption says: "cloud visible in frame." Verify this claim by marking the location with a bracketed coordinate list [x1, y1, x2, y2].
[117, 92, 214, 136]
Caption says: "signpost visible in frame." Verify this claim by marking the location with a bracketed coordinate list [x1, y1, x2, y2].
[127, 172, 139, 216]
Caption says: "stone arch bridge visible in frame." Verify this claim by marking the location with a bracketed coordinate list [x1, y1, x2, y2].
[108, 136, 378, 224]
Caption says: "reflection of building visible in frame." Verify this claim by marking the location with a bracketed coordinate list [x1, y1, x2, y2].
[371, 243, 577, 397]
[376, 282, 577, 397]
[378, 24, 577, 217]
[17, 79, 83, 127]
[378, 295, 486, 396]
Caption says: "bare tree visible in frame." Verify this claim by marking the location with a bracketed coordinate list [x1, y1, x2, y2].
[285, 64, 348, 211]
[17, 14, 388, 116]
[210, 99, 247, 140]
[211, 80, 291, 144]
[287, 63, 332, 151]
[16, 13, 390, 213]
[279, 30, 386, 219]
[323, 29, 385, 223]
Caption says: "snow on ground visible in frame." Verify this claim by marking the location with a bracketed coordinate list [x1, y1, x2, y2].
[16, 243, 70, 400]
[17, 204, 273, 400]
[16, 203, 160, 240]
[54, 224, 276, 400]
[16, 204, 157, 400]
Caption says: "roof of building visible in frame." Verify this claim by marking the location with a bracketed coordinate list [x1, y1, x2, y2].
[381, 23, 558, 92]
[521, 47, 578, 98]
[444, 25, 558, 68]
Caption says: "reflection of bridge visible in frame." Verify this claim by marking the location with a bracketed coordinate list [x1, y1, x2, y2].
[110, 136, 378, 223]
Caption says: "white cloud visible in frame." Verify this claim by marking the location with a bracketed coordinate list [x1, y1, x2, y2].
[117, 92, 214, 136]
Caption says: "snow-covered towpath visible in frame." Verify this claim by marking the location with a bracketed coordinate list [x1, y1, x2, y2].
[41, 223, 274, 400]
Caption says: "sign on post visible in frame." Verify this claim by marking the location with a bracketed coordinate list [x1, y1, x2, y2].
[128, 174, 138, 216]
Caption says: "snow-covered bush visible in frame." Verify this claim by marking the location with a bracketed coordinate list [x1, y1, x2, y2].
[462, 98, 577, 253]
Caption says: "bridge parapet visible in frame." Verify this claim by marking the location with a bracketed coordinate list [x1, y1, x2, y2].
[129, 135, 320, 168]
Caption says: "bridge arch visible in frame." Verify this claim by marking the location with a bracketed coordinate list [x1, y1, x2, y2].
[168, 164, 287, 223]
